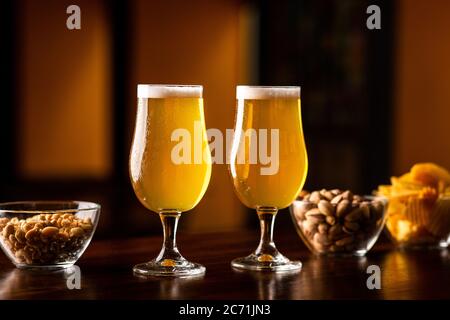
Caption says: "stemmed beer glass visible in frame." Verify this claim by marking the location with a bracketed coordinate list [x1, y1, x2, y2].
[130, 84, 212, 277]
[229, 86, 308, 272]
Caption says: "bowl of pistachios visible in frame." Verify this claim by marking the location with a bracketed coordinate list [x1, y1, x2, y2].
[290, 189, 387, 256]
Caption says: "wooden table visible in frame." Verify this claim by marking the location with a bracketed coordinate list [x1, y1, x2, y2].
[1, 230, 450, 299]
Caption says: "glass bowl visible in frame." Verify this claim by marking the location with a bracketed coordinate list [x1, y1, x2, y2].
[290, 193, 387, 256]
[384, 196, 450, 248]
[0, 201, 100, 270]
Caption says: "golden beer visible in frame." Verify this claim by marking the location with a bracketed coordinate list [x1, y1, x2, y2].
[130, 85, 211, 277]
[229, 86, 307, 272]
[130, 88, 211, 212]
[230, 91, 307, 209]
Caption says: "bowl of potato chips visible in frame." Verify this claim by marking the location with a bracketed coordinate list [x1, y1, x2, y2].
[377, 163, 450, 248]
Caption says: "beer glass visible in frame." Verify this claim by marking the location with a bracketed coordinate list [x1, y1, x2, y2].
[130, 84, 212, 276]
[229, 86, 308, 271]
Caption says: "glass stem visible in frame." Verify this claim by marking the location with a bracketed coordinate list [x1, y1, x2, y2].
[255, 207, 280, 258]
[156, 211, 184, 262]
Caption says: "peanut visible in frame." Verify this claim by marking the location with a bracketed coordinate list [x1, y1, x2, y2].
[0, 212, 94, 265]
[42, 226, 59, 238]
[61, 219, 71, 227]
[70, 227, 84, 237]
[25, 228, 39, 241]
[15, 229, 26, 244]
[3, 223, 15, 237]
[80, 223, 93, 231]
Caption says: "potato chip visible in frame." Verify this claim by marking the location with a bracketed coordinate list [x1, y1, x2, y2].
[377, 162, 450, 246]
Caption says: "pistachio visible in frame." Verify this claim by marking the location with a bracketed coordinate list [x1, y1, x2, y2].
[320, 189, 334, 201]
[331, 194, 343, 204]
[342, 190, 353, 201]
[306, 214, 325, 224]
[335, 236, 354, 247]
[344, 221, 360, 232]
[326, 216, 336, 225]
[314, 232, 332, 246]
[309, 191, 322, 203]
[336, 200, 350, 217]
[344, 208, 363, 222]
[360, 203, 371, 220]
[329, 225, 345, 240]
[318, 200, 334, 216]
[305, 208, 322, 217]
[318, 223, 329, 234]
[330, 189, 341, 195]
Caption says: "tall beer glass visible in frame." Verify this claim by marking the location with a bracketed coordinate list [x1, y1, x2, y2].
[130, 84, 212, 277]
[230, 86, 308, 272]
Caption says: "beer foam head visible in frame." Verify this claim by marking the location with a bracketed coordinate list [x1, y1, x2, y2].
[138, 85, 203, 98]
[236, 86, 300, 100]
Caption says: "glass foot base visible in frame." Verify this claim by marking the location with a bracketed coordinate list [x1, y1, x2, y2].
[133, 259, 205, 277]
[231, 253, 302, 272]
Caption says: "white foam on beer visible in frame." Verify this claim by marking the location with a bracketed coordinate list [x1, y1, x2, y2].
[236, 86, 300, 100]
[137, 85, 203, 98]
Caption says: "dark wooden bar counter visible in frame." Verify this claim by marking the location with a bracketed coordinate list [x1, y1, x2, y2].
[1, 230, 450, 299]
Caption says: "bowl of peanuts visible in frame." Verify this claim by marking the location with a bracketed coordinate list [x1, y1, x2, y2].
[290, 189, 387, 256]
[0, 201, 100, 270]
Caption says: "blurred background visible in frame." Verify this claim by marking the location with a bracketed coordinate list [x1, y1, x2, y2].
[0, 0, 449, 238]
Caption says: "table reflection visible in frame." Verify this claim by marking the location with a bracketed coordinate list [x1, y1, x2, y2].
[135, 273, 205, 299]
[297, 256, 376, 299]
[0, 265, 81, 299]
[232, 268, 301, 299]
[380, 248, 450, 299]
